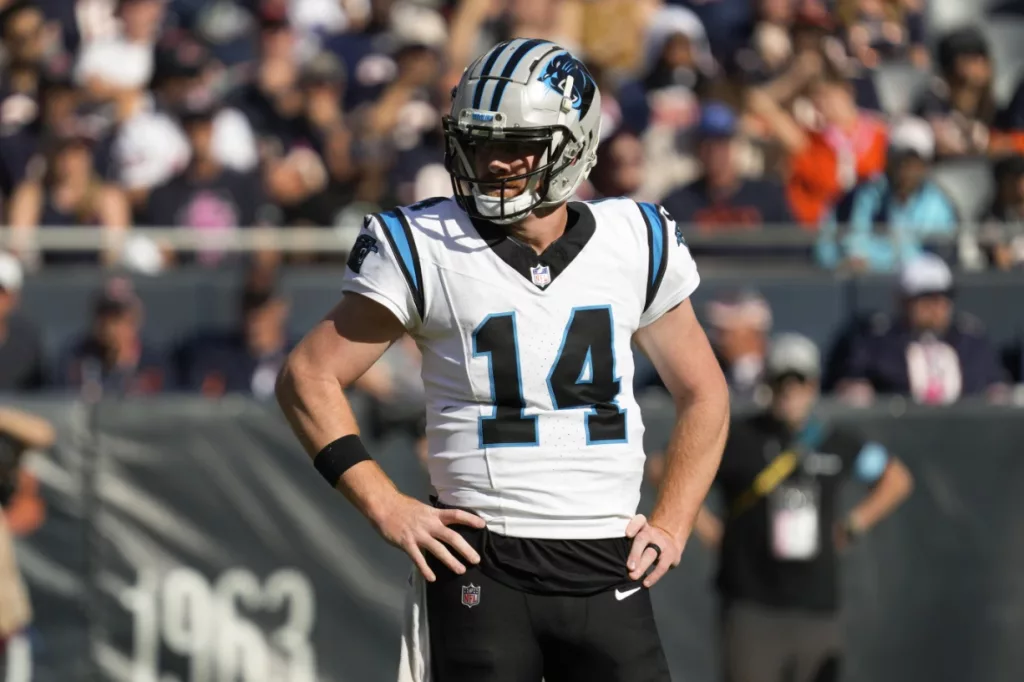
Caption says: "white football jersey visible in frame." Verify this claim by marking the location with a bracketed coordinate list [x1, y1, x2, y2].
[341, 197, 699, 539]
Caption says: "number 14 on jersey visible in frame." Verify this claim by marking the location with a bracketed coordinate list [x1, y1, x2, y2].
[473, 305, 627, 447]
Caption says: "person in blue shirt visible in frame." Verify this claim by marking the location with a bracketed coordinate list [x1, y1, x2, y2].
[662, 102, 794, 231]
[816, 117, 959, 272]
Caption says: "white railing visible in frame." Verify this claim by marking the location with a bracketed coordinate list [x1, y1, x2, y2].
[0, 225, 964, 253]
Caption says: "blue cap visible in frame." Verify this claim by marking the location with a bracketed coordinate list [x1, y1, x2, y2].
[698, 102, 737, 139]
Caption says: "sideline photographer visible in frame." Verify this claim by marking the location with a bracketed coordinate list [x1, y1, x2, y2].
[694, 334, 914, 682]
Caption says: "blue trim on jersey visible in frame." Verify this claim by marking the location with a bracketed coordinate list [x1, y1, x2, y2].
[375, 210, 425, 320]
[489, 39, 549, 111]
[639, 203, 664, 287]
[473, 40, 511, 109]
[637, 202, 669, 312]
[379, 211, 418, 290]
[473, 312, 540, 449]
[545, 305, 628, 446]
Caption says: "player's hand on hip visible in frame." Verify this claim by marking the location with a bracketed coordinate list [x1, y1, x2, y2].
[625, 515, 683, 588]
[375, 494, 485, 582]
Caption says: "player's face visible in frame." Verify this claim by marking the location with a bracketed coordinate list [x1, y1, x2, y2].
[471, 139, 548, 199]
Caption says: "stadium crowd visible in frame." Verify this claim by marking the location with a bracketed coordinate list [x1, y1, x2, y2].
[3, 0, 1024, 268]
[1, 0, 1024, 400]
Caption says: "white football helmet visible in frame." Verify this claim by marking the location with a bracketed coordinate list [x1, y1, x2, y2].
[443, 39, 603, 223]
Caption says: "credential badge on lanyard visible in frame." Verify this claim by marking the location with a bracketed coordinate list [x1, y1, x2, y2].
[767, 421, 827, 561]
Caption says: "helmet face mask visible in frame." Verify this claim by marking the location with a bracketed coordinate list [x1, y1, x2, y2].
[442, 118, 579, 223]
[442, 40, 601, 225]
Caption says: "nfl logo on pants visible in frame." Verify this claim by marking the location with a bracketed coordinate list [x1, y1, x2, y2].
[461, 584, 481, 608]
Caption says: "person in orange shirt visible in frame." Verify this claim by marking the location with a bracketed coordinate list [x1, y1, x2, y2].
[750, 68, 888, 226]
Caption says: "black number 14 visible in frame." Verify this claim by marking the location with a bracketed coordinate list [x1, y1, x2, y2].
[472, 306, 627, 447]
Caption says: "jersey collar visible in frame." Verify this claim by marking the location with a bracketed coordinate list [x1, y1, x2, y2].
[470, 202, 596, 290]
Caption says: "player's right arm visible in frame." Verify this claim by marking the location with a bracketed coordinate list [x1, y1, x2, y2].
[275, 215, 483, 581]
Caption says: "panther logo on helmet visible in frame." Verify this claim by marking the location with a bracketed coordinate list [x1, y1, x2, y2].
[538, 52, 593, 113]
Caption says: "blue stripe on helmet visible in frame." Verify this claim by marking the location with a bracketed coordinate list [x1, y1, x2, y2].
[489, 38, 548, 111]
[472, 40, 513, 109]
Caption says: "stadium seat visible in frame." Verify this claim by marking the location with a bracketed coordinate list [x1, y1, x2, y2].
[979, 19, 1024, 103]
[930, 156, 995, 222]
[926, 0, 995, 37]
[873, 62, 933, 116]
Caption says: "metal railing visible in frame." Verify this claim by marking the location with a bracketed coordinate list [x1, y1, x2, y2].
[0, 224, 965, 253]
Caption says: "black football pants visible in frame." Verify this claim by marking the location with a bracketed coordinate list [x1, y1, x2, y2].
[425, 556, 672, 682]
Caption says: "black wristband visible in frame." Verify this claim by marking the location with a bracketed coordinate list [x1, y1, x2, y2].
[314, 435, 372, 487]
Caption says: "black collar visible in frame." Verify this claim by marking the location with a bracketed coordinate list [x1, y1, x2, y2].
[471, 202, 596, 290]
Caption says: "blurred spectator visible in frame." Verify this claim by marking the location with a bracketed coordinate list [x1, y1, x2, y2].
[687, 332, 913, 682]
[617, 5, 716, 199]
[178, 266, 292, 400]
[0, 253, 45, 392]
[359, 15, 448, 209]
[74, 0, 163, 89]
[322, 0, 401, 111]
[445, 0, 579, 80]
[913, 27, 997, 159]
[679, 0, 755, 64]
[583, 128, 646, 201]
[151, 32, 259, 174]
[574, 0, 655, 77]
[234, 13, 338, 221]
[706, 290, 774, 403]
[76, 0, 191, 207]
[0, 1, 61, 97]
[8, 132, 130, 267]
[836, 255, 1009, 405]
[743, 0, 798, 78]
[836, 0, 928, 69]
[137, 90, 277, 265]
[0, 59, 80, 201]
[61, 277, 169, 396]
[817, 117, 957, 272]
[663, 103, 794, 232]
[978, 155, 1024, 270]
[751, 66, 888, 226]
[739, 4, 880, 112]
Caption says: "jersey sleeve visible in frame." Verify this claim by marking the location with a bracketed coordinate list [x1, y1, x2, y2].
[341, 213, 422, 329]
[636, 202, 701, 328]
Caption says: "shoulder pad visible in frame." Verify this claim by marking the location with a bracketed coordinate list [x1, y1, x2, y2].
[869, 312, 892, 336]
[403, 196, 451, 215]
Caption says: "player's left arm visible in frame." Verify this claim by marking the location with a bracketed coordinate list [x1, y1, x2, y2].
[629, 298, 730, 587]
[625, 203, 728, 586]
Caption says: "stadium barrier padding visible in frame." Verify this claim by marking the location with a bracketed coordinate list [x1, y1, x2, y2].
[5, 395, 1024, 682]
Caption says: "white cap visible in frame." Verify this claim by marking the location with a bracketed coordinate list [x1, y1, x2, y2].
[900, 253, 953, 297]
[888, 116, 935, 161]
[0, 252, 24, 292]
[707, 290, 773, 332]
[390, 3, 448, 51]
[766, 333, 821, 379]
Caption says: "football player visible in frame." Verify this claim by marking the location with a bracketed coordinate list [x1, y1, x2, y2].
[276, 39, 730, 682]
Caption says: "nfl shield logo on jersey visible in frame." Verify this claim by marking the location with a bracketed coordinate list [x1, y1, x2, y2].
[461, 583, 481, 608]
[530, 264, 551, 287]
